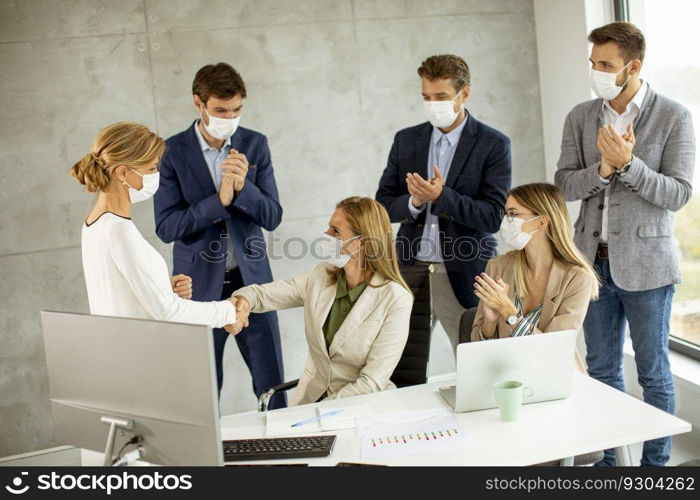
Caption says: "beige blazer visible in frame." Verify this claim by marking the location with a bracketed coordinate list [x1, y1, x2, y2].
[234, 263, 414, 406]
[471, 253, 596, 342]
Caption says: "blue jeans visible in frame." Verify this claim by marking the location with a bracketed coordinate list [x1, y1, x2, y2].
[584, 257, 675, 466]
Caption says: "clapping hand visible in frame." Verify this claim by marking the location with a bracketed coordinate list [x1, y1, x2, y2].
[171, 274, 193, 299]
[407, 172, 427, 208]
[406, 166, 445, 205]
[598, 124, 635, 171]
[474, 272, 517, 320]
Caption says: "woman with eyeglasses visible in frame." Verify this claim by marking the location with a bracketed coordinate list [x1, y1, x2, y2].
[72, 122, 241, 331]
[471, 183, 598, 346]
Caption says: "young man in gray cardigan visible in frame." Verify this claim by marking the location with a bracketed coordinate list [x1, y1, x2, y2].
[555, 22, 695, 466]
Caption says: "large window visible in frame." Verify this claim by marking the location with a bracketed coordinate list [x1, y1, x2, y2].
[626, 0, 700, 358]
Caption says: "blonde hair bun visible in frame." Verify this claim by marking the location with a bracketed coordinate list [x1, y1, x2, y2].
[70, 122, 165, 193]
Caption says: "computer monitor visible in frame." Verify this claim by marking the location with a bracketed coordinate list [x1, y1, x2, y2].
[40, 311, 223, 466]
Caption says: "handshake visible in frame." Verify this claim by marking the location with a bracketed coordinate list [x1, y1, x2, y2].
[224, 295, 251, 336]
[170, 274, 251, 336]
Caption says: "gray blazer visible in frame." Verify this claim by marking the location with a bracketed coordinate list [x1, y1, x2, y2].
[555, 85, 695, 292]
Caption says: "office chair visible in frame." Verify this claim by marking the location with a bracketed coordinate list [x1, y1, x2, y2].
[258, 266, 434, 412]
[390, 265, 432, 388]
[458, 307, 478, 344]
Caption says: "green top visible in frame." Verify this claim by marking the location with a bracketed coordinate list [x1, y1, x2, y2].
[322, 270, 369, 349]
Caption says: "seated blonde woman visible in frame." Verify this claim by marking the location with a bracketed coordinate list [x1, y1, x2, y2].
[230, 197, 414, 405]
[471, 183, 598, 368]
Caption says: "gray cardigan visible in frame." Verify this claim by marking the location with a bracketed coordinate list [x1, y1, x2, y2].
[555, 85, 695, 292]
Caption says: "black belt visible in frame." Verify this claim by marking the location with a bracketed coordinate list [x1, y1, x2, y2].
[223, 267, 239, 284]
[596, 244, 609, 260]
[413, 260, 437, 272]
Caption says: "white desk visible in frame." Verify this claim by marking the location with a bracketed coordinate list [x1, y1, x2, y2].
[220, 373, 691, 466]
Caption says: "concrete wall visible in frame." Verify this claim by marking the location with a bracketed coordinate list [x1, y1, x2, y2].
[0, 0, 545, 456]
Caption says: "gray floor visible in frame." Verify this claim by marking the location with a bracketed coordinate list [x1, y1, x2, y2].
[628, 434, 700, 466]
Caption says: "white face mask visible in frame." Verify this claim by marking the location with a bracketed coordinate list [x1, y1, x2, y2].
[201, 105, 240, 140]
[124, 168, 160, 204]
[499, 215, 541, 250]
[423, 91, 462, 129]
[590, 61, 632, 101]
[317, 233, 360, 268]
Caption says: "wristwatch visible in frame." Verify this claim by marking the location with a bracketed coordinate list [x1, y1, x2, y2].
[506, 312, 522, 326]
[617, 159, 632, 176]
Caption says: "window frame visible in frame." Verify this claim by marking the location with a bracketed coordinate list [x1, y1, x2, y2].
[617, 0, 700, 362]
[613, 0, 630, 21]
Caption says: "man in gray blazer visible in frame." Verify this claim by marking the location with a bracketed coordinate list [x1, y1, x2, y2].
[555, 22, 695, 466]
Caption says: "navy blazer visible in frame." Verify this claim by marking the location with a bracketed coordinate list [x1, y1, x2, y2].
[375, 113, 512, 309]
[154, 122, 283, 302]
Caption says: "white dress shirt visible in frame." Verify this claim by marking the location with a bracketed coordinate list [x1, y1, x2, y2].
[599, 81, 648, 242]
[81, 212, 236, 327]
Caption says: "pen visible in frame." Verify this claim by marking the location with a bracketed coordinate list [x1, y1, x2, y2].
[290, 409, 344, 428]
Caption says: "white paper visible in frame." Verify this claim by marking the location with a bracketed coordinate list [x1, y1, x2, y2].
[266, 408, 320, 436]
[265, 403, 373, 436]
[355, 408, 474, 459]
[318, 404, 372, 431]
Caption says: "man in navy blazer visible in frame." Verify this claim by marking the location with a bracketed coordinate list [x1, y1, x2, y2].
[376, 54, 511, 353]
[155, 63, 285, 408]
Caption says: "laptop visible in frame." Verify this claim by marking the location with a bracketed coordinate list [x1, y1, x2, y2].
[439, 330, 578, 412]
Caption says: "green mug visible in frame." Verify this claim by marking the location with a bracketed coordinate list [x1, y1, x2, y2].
[494, 380, 534, 421]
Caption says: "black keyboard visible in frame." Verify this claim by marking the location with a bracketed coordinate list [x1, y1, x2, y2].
[223, 435, 336, 462]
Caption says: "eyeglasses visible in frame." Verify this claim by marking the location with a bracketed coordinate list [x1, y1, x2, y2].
[500, 208, 539, 223]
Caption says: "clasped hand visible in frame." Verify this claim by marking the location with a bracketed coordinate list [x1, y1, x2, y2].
[224, 295, 251, 336]
[219, 149, 249, 206]
[170, 274, 193, 299]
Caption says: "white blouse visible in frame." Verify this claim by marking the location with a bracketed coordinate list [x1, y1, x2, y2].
[81, 212, 235, 327]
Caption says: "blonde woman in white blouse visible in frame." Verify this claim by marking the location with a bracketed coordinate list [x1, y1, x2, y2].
[72, 122, 241, 331]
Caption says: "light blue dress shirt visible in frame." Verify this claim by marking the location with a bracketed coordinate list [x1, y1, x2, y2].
[194, 122, 238, 270]
[408, 115, 468, 262]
